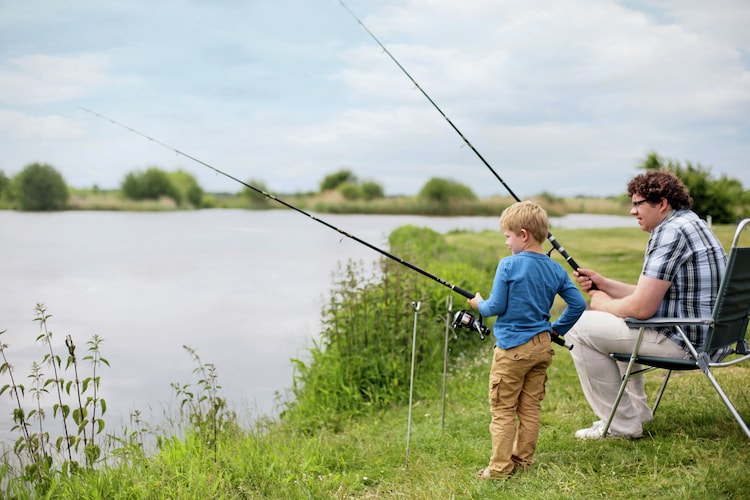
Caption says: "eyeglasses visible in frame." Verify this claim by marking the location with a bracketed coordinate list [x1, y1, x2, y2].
[632, 199, 650, 208]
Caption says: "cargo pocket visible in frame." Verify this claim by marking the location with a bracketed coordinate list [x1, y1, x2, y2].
[489, 375, 503, 407]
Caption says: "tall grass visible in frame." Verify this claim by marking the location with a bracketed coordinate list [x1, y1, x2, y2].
[0, 316, 236, 496]
[66, 190, 629, 216]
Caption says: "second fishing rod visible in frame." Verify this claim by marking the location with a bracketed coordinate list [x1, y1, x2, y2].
[80, 107, 572, 350]
[339, 1, 586, 277]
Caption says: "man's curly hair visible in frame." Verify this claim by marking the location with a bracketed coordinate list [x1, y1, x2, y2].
[627, 170, 692, 210]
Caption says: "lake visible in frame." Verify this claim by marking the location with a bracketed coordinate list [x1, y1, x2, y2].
[0, 209, 634, 442]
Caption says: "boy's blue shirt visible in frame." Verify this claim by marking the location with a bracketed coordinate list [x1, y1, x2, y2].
[478, 251, 586, 349]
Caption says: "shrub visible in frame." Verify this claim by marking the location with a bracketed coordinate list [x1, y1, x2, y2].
[0, 169, 9, 199]
[360, 180, 385, 201]
[282, 225, 492, 432]
[320, 169, 356, 192]
[121, 167, 180, 204]
[242, 179, 272, 207]
[13, 163, 69, 211]
[338, 182, 362, 200]
[418, 178, 477, 203]
[168, 170, 204, 208]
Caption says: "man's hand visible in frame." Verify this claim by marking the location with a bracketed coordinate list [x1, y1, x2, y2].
[574, 268, 600, 293]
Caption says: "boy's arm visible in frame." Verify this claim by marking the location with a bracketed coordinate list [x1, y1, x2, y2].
[551, 280, 587, 335]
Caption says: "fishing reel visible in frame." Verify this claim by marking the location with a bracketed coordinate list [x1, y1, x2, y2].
[452, 309, 490, 340]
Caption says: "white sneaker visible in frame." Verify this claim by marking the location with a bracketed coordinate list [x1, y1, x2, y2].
[575, 425, 605, 440]
[575, 421, 642, 440]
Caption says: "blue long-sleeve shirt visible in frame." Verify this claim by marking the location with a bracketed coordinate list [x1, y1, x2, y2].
[478, 251, 586, 349]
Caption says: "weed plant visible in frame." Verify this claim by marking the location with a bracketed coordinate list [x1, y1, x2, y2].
[0, 304, 110, 493]
[0, 311, 236, 496]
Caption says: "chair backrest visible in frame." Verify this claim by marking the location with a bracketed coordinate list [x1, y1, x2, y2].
[705, 219, 750, 354]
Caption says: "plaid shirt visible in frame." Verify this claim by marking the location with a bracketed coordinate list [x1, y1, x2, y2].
[642, 210, 727, 350]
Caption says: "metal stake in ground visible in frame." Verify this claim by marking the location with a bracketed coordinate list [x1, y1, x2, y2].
[405, 300, 421, 470]
[441, 295, 453, 431]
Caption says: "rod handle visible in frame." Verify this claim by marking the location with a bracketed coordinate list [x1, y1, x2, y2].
[452, 285, 475, 300]
[551, 331, 573, 350]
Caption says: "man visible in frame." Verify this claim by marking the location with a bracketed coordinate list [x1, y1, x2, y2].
[567, 170, 727, 439]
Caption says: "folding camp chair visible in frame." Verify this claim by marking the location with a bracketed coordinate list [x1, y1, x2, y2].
[605, 218, 750, 439]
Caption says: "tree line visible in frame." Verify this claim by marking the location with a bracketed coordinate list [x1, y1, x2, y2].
[0, 155, 747, 223]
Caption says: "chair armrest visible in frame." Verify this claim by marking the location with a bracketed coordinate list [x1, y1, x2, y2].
[624, 317, 713, 328]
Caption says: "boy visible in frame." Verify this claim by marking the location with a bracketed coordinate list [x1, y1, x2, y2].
[469, 200, 586, 479]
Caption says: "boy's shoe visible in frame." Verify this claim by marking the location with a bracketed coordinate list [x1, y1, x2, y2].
[476, 467, 511, 481]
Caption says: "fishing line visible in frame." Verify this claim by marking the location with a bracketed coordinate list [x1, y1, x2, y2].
[79, 107, 572, 349]
[79, 108, 474, 294]
[339, 1, 586, 274]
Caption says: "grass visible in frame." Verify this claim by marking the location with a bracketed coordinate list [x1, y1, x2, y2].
[1, 224, 748, 498]
[64, 189, 630, 217]
[22, 347, 747, 498]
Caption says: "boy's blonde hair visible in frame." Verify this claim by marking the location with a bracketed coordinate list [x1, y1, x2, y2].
[500, 200, 548, 243]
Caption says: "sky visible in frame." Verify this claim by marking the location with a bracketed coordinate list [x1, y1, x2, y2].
[1, 0, 748, 199]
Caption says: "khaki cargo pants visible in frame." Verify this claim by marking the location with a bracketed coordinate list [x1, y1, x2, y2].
[486, 332, 554, 477]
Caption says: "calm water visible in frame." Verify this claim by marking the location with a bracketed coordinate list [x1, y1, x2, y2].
[0, 209, 634, 441]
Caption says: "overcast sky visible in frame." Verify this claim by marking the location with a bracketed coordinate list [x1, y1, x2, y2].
[1, 0, 748, 198]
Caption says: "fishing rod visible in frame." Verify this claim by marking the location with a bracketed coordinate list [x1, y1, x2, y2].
[79, 107, 572, 349]
[339, 1, 586, 275]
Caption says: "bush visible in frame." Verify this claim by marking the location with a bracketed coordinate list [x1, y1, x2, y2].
[0, 169, 9, 206]
[318, 170, 386, 202]
[360, 180, 385, 201]
[418, 178, 477, 203]
[13, 163, 69, 211]
[121, 167, 180, 204]
[320, 169, 356, 192]
[242, 179, 272, 207]
[168, 170, 204, 208]
[338, 182, 362, 200]
[283, 225, 493, 432]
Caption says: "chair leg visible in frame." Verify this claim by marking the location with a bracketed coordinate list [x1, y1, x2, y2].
[603, 328, 648, 437]
[703, 368, 750, 440]
[651, 370, 672, 416]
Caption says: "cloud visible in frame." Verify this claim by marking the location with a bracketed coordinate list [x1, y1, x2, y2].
[0, 54, 111, 106]
[0, 0, 747, 197]
[0, 110, 83, 141]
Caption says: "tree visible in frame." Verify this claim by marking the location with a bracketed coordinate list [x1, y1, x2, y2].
[338, 182, 363, 200]
[418, 178, 477, 203]
[121, 167, 180, 203]
[360, 181, 385, 201]
[639, 152, 746, 223]
[168, 170, 204, 208]
[13, 163, 69, 211]
[318, 169, 385, 201]
[320, 169, 357, 192]
[243, 179, 272, 207]
[0, 169, 9, 205]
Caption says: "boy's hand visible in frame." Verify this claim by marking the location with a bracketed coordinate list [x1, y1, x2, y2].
[468, 292, 483, 310]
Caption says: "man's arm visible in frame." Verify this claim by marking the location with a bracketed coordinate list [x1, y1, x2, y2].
[575, 267, 636, 298]
[589, 275, 672, 319]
